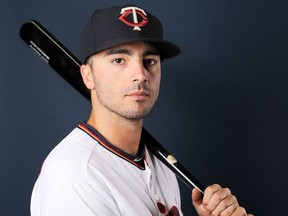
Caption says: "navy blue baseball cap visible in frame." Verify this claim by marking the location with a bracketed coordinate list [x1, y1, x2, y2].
[80, 5, 181, 63]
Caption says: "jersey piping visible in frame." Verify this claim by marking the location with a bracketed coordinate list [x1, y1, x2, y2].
[78, 122, 146, 170]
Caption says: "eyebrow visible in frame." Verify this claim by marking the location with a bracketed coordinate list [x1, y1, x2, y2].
[104, 47, 160, 57]
[104, 48, 130, 56]
[143, 50, 160, 57]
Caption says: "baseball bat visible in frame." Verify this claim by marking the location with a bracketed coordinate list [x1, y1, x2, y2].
[19, 20, 205, 194]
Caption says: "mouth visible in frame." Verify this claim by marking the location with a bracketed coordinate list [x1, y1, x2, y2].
[126, 91, 150, 101]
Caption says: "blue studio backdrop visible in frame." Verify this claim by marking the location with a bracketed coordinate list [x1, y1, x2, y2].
[1, 0, 288, 215]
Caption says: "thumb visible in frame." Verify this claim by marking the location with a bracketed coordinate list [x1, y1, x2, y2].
[191, 188, 203, 206]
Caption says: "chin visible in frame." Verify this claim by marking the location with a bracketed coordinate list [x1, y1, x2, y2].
[122, 109, 151, 120]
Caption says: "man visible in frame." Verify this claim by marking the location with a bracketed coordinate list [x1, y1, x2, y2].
[31, 5, 253, 216]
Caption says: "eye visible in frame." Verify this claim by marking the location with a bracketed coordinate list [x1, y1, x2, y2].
[112, 58, 125, 64]
[143, 58, 157, 66]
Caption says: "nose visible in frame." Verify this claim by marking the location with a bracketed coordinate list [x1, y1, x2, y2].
[132, 61, 148, 83]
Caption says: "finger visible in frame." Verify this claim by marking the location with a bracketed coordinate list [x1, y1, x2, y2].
[205, 187, 234, 212]
[210, 194, 238, 216]
[202, 184, 222, 207]
[231, 207, 247, 216]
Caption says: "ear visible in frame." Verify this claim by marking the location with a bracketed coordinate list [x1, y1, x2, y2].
[80, 64, 94, 90]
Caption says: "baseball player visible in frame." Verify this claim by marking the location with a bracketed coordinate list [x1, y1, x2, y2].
[30, 4, 253, 216]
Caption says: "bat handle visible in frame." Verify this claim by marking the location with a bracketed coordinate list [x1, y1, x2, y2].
[142, 128, 205, 194]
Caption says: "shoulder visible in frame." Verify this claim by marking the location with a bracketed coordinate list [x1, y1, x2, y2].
[39, 127, 98, 185]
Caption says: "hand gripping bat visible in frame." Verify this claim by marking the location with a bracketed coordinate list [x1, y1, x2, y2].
[19, 20, 205, 194]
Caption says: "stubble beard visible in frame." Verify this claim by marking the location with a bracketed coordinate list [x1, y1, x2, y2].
[96, 92, 157, 122]
[102, 99, 155, 121]
[119, 102, 153, 120]
[94, 81, 159, 121]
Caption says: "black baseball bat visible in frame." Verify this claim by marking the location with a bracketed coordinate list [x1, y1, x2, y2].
[19, 19, 205, 194]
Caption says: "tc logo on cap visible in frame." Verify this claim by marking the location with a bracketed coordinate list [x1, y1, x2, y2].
[119, 6, 148, 31]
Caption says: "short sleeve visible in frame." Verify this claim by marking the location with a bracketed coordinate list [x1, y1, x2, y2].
[39, 182, 121, 216]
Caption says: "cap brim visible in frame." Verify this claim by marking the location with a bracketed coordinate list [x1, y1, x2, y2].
[85, 38, 180, 62]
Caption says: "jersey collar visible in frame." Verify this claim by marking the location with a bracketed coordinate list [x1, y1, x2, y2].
[78, 122, 146, 170]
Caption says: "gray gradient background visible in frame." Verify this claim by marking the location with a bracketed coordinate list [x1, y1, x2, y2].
[1, 0, 287, 215]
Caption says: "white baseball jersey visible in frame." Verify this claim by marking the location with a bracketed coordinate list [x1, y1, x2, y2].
[31, 122, 183, 216]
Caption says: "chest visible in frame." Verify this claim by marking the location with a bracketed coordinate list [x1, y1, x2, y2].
[89, 147, 182, 215]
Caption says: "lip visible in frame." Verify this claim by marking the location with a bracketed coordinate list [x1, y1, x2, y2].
[126, 91, 149, 100]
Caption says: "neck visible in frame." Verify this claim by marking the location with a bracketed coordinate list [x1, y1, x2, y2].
[87, 110, 143, 156]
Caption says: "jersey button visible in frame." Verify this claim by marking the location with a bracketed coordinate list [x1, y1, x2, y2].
[155, 194, 160, 201]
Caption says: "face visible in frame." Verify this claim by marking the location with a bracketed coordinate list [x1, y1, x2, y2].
[81, 42, 161, 121]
